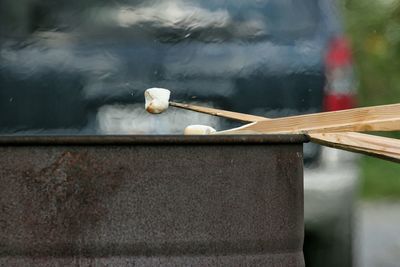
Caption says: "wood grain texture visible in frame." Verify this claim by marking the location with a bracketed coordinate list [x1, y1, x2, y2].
[169, 101, 400, 162]
[309, 132, 400, 163]
[221, 103, 400, 134]
[169, 101, 267, 123]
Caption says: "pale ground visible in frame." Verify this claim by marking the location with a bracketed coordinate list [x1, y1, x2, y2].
[356, 201, 400, 267]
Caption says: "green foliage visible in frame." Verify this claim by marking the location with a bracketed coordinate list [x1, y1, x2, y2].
[344, 0, 400, 106]
[343, 0, 400, 198]
[360, 156, 400, 199]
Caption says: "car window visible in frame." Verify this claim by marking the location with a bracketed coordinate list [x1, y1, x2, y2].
[0, 0, 324, 134]
[1, 0, 320, 42]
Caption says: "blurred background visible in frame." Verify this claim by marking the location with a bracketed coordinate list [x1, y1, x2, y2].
[343, 0, 400, 198]
[342, 0, 400, 266]
[0, 0, 400, 266]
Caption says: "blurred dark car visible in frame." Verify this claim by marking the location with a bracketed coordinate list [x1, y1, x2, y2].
[0, 0, 359, 266]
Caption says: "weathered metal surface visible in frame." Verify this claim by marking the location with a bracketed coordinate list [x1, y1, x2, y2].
[0, 135, 306, 266]
[0, 135, 308, 145]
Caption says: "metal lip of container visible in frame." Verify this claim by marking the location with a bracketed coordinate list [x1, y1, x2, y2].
[0, 134, 308, 145]
[0, 135, 308, 267]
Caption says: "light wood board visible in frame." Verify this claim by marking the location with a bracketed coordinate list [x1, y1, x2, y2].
[220, 103, 400, 134]
[309, 132, 400, 163]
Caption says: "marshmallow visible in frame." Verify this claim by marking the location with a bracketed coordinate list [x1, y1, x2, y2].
[184, 125, 217, 135]
[144, 88, 171, 114]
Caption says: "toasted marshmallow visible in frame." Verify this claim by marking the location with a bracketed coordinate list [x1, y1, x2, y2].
[144, 88, 171, 114]
[184, 125, 217, 135]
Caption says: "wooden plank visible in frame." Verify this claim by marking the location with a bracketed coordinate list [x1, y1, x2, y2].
[220, 103, 400, 134]
[169, 101, 267, 123]
[309, 132, 400, 163]
[169, 101, 400, 162]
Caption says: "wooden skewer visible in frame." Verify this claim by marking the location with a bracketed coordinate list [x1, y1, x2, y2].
[169, 101, 400, 162]
[170, 101, 400, 133]
[309, 132, 400, 163]
[169, 101, 267, 123]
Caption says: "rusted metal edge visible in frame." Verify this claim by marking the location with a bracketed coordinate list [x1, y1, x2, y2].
[0, 135, 309, 146]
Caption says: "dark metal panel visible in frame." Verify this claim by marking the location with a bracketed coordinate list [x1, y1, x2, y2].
[0, 136, 305, 266]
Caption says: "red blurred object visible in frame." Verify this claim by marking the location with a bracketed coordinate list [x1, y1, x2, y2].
[323, 93, 357, 112]
[324, 36, 357, 111]
[325, 37, 353, 68]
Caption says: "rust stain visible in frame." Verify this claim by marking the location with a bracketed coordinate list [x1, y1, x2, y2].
[18, 149, 126, 247]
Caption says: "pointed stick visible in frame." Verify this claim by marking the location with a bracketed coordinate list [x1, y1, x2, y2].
[169, 101, 267, 123]
[309, 132, 400, 163]
[169, 101, 400, 163]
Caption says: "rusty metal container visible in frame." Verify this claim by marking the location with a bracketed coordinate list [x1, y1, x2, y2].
[0, 135, 306, 266]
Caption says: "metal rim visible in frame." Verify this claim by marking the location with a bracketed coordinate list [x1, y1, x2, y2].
[0, 135, 309, 146]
